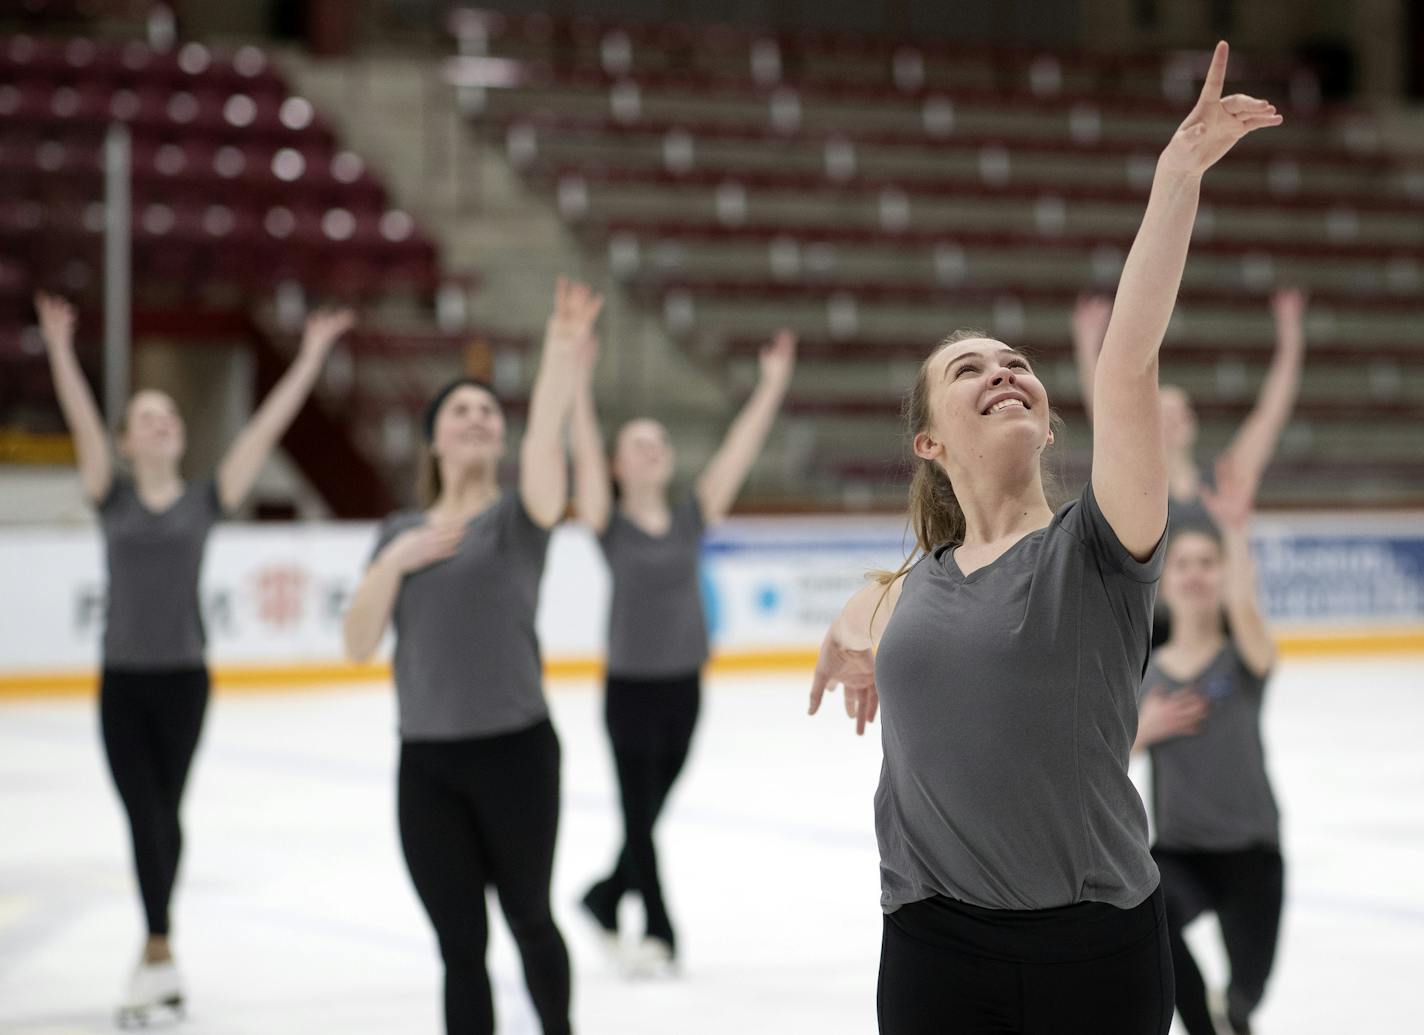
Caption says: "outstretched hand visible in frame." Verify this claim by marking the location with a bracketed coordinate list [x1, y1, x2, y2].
[758, 329, 798, 388]
[546, 277, 605, 355]
[299, 307, 356, 361]
[1160, 42, 1282, 177]
[809, 626, 879, 736]
[34, 291, 77, 352]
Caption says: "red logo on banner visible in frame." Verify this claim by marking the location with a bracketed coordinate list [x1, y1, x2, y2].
[254, 565, 309, 629]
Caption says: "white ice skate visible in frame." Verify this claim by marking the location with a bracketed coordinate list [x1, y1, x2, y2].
[116, 958, 185, 1028]
[622, 935, 678, 980]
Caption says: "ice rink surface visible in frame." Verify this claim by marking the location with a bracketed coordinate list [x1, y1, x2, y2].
[2, 656, 1422, 1034]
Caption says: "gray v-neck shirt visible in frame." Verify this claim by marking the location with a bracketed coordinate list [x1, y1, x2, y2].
[874, 482, 1164, 913]
[1142, 642, 1279, 851]
[371, 493, 551, 741]
[598, 495, 709, 679]
[98, 477, 225, 670]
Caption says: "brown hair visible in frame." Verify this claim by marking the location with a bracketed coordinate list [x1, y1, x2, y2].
[873, 329, 1064, 590]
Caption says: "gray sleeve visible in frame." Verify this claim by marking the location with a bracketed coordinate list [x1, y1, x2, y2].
[200, 475, 230, 521]
[1069, 480, 1167, 584]
[503, 492, 552, 558]
[679, 492, 706, 536]
[96, 476, 129, 514]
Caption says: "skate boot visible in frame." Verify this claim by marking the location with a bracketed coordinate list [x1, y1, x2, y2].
[116, 958, 184, 1028]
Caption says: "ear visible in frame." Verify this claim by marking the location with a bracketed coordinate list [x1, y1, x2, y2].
[912, 430, 940, 462]
[1045, 426, 1055, 449]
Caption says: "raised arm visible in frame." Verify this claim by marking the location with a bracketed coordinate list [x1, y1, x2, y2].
[217, 308, 352, 512]
[520, 278, 604, 529]
[1070, 295, 1113, 423]
[808, 574, 905, 736]
[1093, 42, 1281, 558]
[343, 522, 465, 662]
[35, 292, 112, 502]
[1199, 454, 1275, 677]
[569, 334, 612, 534]
[696, 329, 796, 525]
[1222, 288, 1306, 498]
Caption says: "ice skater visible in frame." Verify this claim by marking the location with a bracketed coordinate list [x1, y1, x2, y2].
[807, 43, 1281, 1033]
[1134, 454, 1284, 1035]
[343, 278, 603, 1035]
[571, 329, 797, 974]
[34, 291, 351, 1026]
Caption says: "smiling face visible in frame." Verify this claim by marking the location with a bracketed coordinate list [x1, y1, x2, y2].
[1161, 530, 1226, 618]
[613, 418, 675, 493]
[119, 389, 185, 466]
[912, 337, 1055, 476]
[430, 383, 506, 471]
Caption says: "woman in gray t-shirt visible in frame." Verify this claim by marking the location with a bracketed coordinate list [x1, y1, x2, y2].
[808, 44, 1282, 1034]
[1134, 456, 1283, 1035]
[570, 330, 796, 972]
[1072, 288, 1307, 645]
[344, 278, 603, 1035]
[34, 292, 350, 1024]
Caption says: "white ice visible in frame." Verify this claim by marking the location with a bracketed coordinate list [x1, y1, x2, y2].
[2, 657, 1422, 1034]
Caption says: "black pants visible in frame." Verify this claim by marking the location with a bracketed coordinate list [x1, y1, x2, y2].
[1153, 846, 1284, 1035]
[100, 666, 209, 938]
[585, 671, 700, 948]
[398, 719, 571, 1035]
[878, 887, 1173, 1035]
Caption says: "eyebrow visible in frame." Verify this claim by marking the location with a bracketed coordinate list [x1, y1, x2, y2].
[944, 349, 1031, 378]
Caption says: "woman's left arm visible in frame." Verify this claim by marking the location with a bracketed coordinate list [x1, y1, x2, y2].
[696, 329, 796, 525]
[1092, 42, 1281, 558]
[217, 309, 353, 512]
[519, 278, 604, 529]
[1201, 455, 1276, 677]
[1222, 288, 1307, 499]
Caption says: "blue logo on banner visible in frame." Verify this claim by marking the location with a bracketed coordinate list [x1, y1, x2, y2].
[756, 584, 781, 615]
[699, 568, 721, 639]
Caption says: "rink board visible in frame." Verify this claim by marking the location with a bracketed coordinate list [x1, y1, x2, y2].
[1, 512, 1422, 694]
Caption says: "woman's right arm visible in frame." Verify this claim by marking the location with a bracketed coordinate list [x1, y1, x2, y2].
[569, 335, 612, 535]
[343, 523, 465, 662]
[35, 292, 111, 502]
[809, 574, 905, 736]
[1070, 295, 1113, 424]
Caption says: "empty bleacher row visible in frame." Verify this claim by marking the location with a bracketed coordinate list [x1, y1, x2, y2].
[449, 8, 1424, 509]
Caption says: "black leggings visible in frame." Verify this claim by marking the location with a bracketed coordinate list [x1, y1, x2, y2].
[1153, 846, 1284, 1035]
[100, 666, 209, 938]
[585, 672, 700, 948]
[398, 719, 571, 1035]
[878, 887, 1173, 1035]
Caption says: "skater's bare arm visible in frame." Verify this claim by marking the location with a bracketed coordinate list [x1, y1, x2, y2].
[1222, 288, 1306, 500]
[1070, 295, 1112, 423]
[1094, 42, 1281, 560]
[218, 308, 352, 512]
[569, 337, 611, 534]
[343, 524, 464, 661]
[1199, 456, 1275, 677]
[696, 330, 796, 525]
[35, 292, 112, 502]
[521, 279, 603, 529]
[808, 576, 904, 736]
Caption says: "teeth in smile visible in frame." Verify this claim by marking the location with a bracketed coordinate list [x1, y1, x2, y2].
[988, 399, 1026, 414]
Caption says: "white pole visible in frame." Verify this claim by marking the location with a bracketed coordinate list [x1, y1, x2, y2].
[103, 122, 131, 424]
